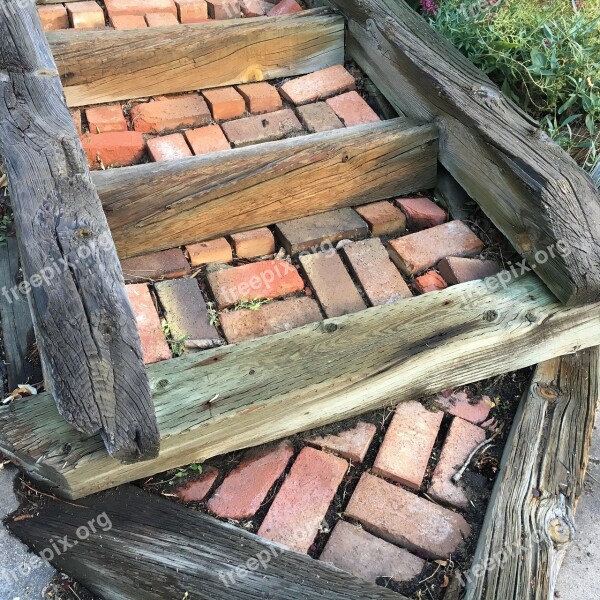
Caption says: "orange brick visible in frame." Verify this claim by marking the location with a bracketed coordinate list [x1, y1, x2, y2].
[203, 87, 246, 121]
[307, 422, 377, 463]
[231, 227, 275, 258]
[186, 238, 233, 266]
[126, 284, 172, 364]
[326, 91, 380, 127]
[396, 197, 448, 230]
[147, 133, 193, 161]
[176, 0, 209, 22]
[279, 65, 356, 105]
[236, 82, 282, 114]
[66, 1, 105, 29]
[176, 466, 219, 502]
[185, 125, 230, 155]
[38, 5, 70, 30]
[145, 12, 180, 26]
[354, 201, 406, 237]
[130, 95, 211, 133]
[104, 0, 177, 17]
[81, 131, 146, 169]
[413, 271, 448, 294]
[267, 0, 302, 16]
[110, 14, 148, 29]
[207, 0, 241, 18]
[86, 105, 128, 134]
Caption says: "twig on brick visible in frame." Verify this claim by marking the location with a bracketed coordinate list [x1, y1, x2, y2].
[452, 439, 494, 483]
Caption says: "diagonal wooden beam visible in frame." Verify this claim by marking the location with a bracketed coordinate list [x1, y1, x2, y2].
[0, 2, 158, 462]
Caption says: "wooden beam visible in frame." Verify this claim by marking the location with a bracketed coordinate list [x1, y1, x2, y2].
[464, 347, 599, 599]
[47, 9, 345, 107]
[0, 3, 158, 462]
[0, 274, 598, 499]
[95, 119, 436, 258]
[307, 0, 600, 306]
[7, 485, 404, 600]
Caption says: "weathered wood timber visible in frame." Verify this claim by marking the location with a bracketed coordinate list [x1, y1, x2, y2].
[94, 119, 435, 258]
[0, 237, 43, 389]
[7, 485, 403, 600]
[0, 4, 158, 462]
[464, 348, 599, 600]
[0, 274, 599, 499]
[307, 0, 600, 306]
[47, 9, 344, 107]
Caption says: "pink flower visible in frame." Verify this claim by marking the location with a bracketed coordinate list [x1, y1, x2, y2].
[420, 0, 439, 17]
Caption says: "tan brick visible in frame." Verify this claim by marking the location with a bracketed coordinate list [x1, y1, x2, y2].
[121, 248, 190, 283]
[176, 0, 209, 22]
[207, 0, 241, 18]
[236, 82, 282, 114]
[81, 131, 146, 169]
[354, 201, 406, 237]
[396, 197, 448, 230]
[147, 133, 193, 161]
[279, 65, 356, 105]
[130, 95, 211, 134]
[413, 271, 448, 294]
[345, 473, 471, 559]
[342, 238, 412, 306]
[145, 11, 180, 26]
[203, 87, 246, 121]
[373, 401, 443, 490]
[296, 102, 344, 133]
[388, 221, 484, 276]
[231, 227, 275, 258]
[66, 1, 105, 29]
[241, 0, 275, 17]
[326, 91, 380, 127]
[221, 109, 302, 147]
[86, 105, 128, 134]
[307, 421, 376, 463]
[185, 125, 230, 155]
[38, 5, 70, 30]
[105, 0, 177, 17]
[110, 14, 148, 29]
[186, 238, 233, 266]
[438, 256, 502, 285]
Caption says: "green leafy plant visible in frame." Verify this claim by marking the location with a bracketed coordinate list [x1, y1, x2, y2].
[234, 298, 272, 311]
[168, 463, 203, 486]
[162, 322, 187, 357]
[0, 214, 11, 244]
[206, 301, 219, 327]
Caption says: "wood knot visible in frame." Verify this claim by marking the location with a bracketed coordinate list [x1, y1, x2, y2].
[76, 227, 94, 239]
[322, 322, 338, 333]
[539, 385, 560, 400]
[516, 233, 533, 253]
[483, 310, 498, 322]
[156, 379, 169, 389]
[548, 518, 571, 544]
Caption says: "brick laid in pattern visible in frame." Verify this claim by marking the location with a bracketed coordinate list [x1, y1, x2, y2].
[207, 259, 304, 308]
[155, 278, 220, 346]
[105, 0, 177, 17]
[354, 201, 407, 237]
[258, 447, 348, 553]
[145, 12, 180, 26]
[203, 87, 246, 121]
[66, 1, 106, 29]
[307, 421, 376, 463]
[207, 0, 241, 19]
[38, 5, 70, 30]
[186, 238, 233, 266]
[388, 221, 484, 276]
[185, 125, 230, 155]
[176, 466, 219, 502]
[275, 208, 369, 255]
[176, 0, 209, 22]
[231, 228, 275, 258]
[428, 417, 486, 508]
[126, 284, 172, 364]
[236, 82, 282, 114]
[372, 401, 443, 490]
[220, 297, 322, 343]
[279, 65, 356, 105]
[438, 256, 502, 285]
[434, 391, 492, 425]
[296, 102, 344, 133]
[207, 441, 294, 519]
[130, 95, 211, 134]
[86, 105, 128, 134]
[81, 131, 146, 169]
[221, 109, 302, 148]
[110, 14, 148, 29]
[342, 238, 412, 306]
[326, 91, 380, 127]
[413, 271, 448, 294]
[121, 248, 190, 283]
[300, 251, 366, 318]
[147, 133, 193, 162]
[345, 472, 471, 559]
[396, 197, 448, 230]
[320, 521, 426, 584]
[241, 0, 274, 16]
[268, 0, 302, 15]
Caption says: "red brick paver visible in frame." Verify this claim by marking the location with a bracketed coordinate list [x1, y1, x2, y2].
[86, 105, 128, 134]
[396, 197, 448, 230]
[231, 228, 275, 258]
[279, 65, 356, 105]
[147, 133, 193, 162]
[236, 82, 282, 114]
[185, 125, 230, 155]
[413, 271, 448, 294]
[145, 12, 180, 26]
[121, 248, 190, 283]
[438, 256, 502, 285]
[110, 14, 148, 29]
[267, 0, 302, 15]
[176, 0, 209, 22]
[300, 251, 366, 318]
[428, 417, 486, 508]
[307, 422, 376, 463]
[38, 5, 70, 30]
[320, 521, 425, 584]
[354, 201, 407, 237]
[275, 208, 369, 255]
[342, 238, 412, 306]
[176, 466, 220, 502]
[207, 0, 241, 19]
[326, 91, 380, 127]
[434, 391, 493, 425]
[241, 0, 275, 16]
[81, 131, 146, 169]
[220, 297, 322, 343]
[187, 238, 233, 266]
[221, 109, 302, 147]
[258, 447, 348, 553]
[373, 401, 443, 490]
[105, 0, 177, 17]
[296, 102, 344, 133]
[126, 284, 172, 364]
[130, 95, 211, 133]
[345, 472, 470, 559]
[207, 259, 304, 308]
[207, 441, 294, 519]
[155, 278, 221, 346]
[388, 221, 484, 276]
[66, 1, 105, 29]
[203, 87, 246, 121]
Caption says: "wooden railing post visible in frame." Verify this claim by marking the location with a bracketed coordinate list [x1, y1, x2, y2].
[0, 1, 159, 463]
